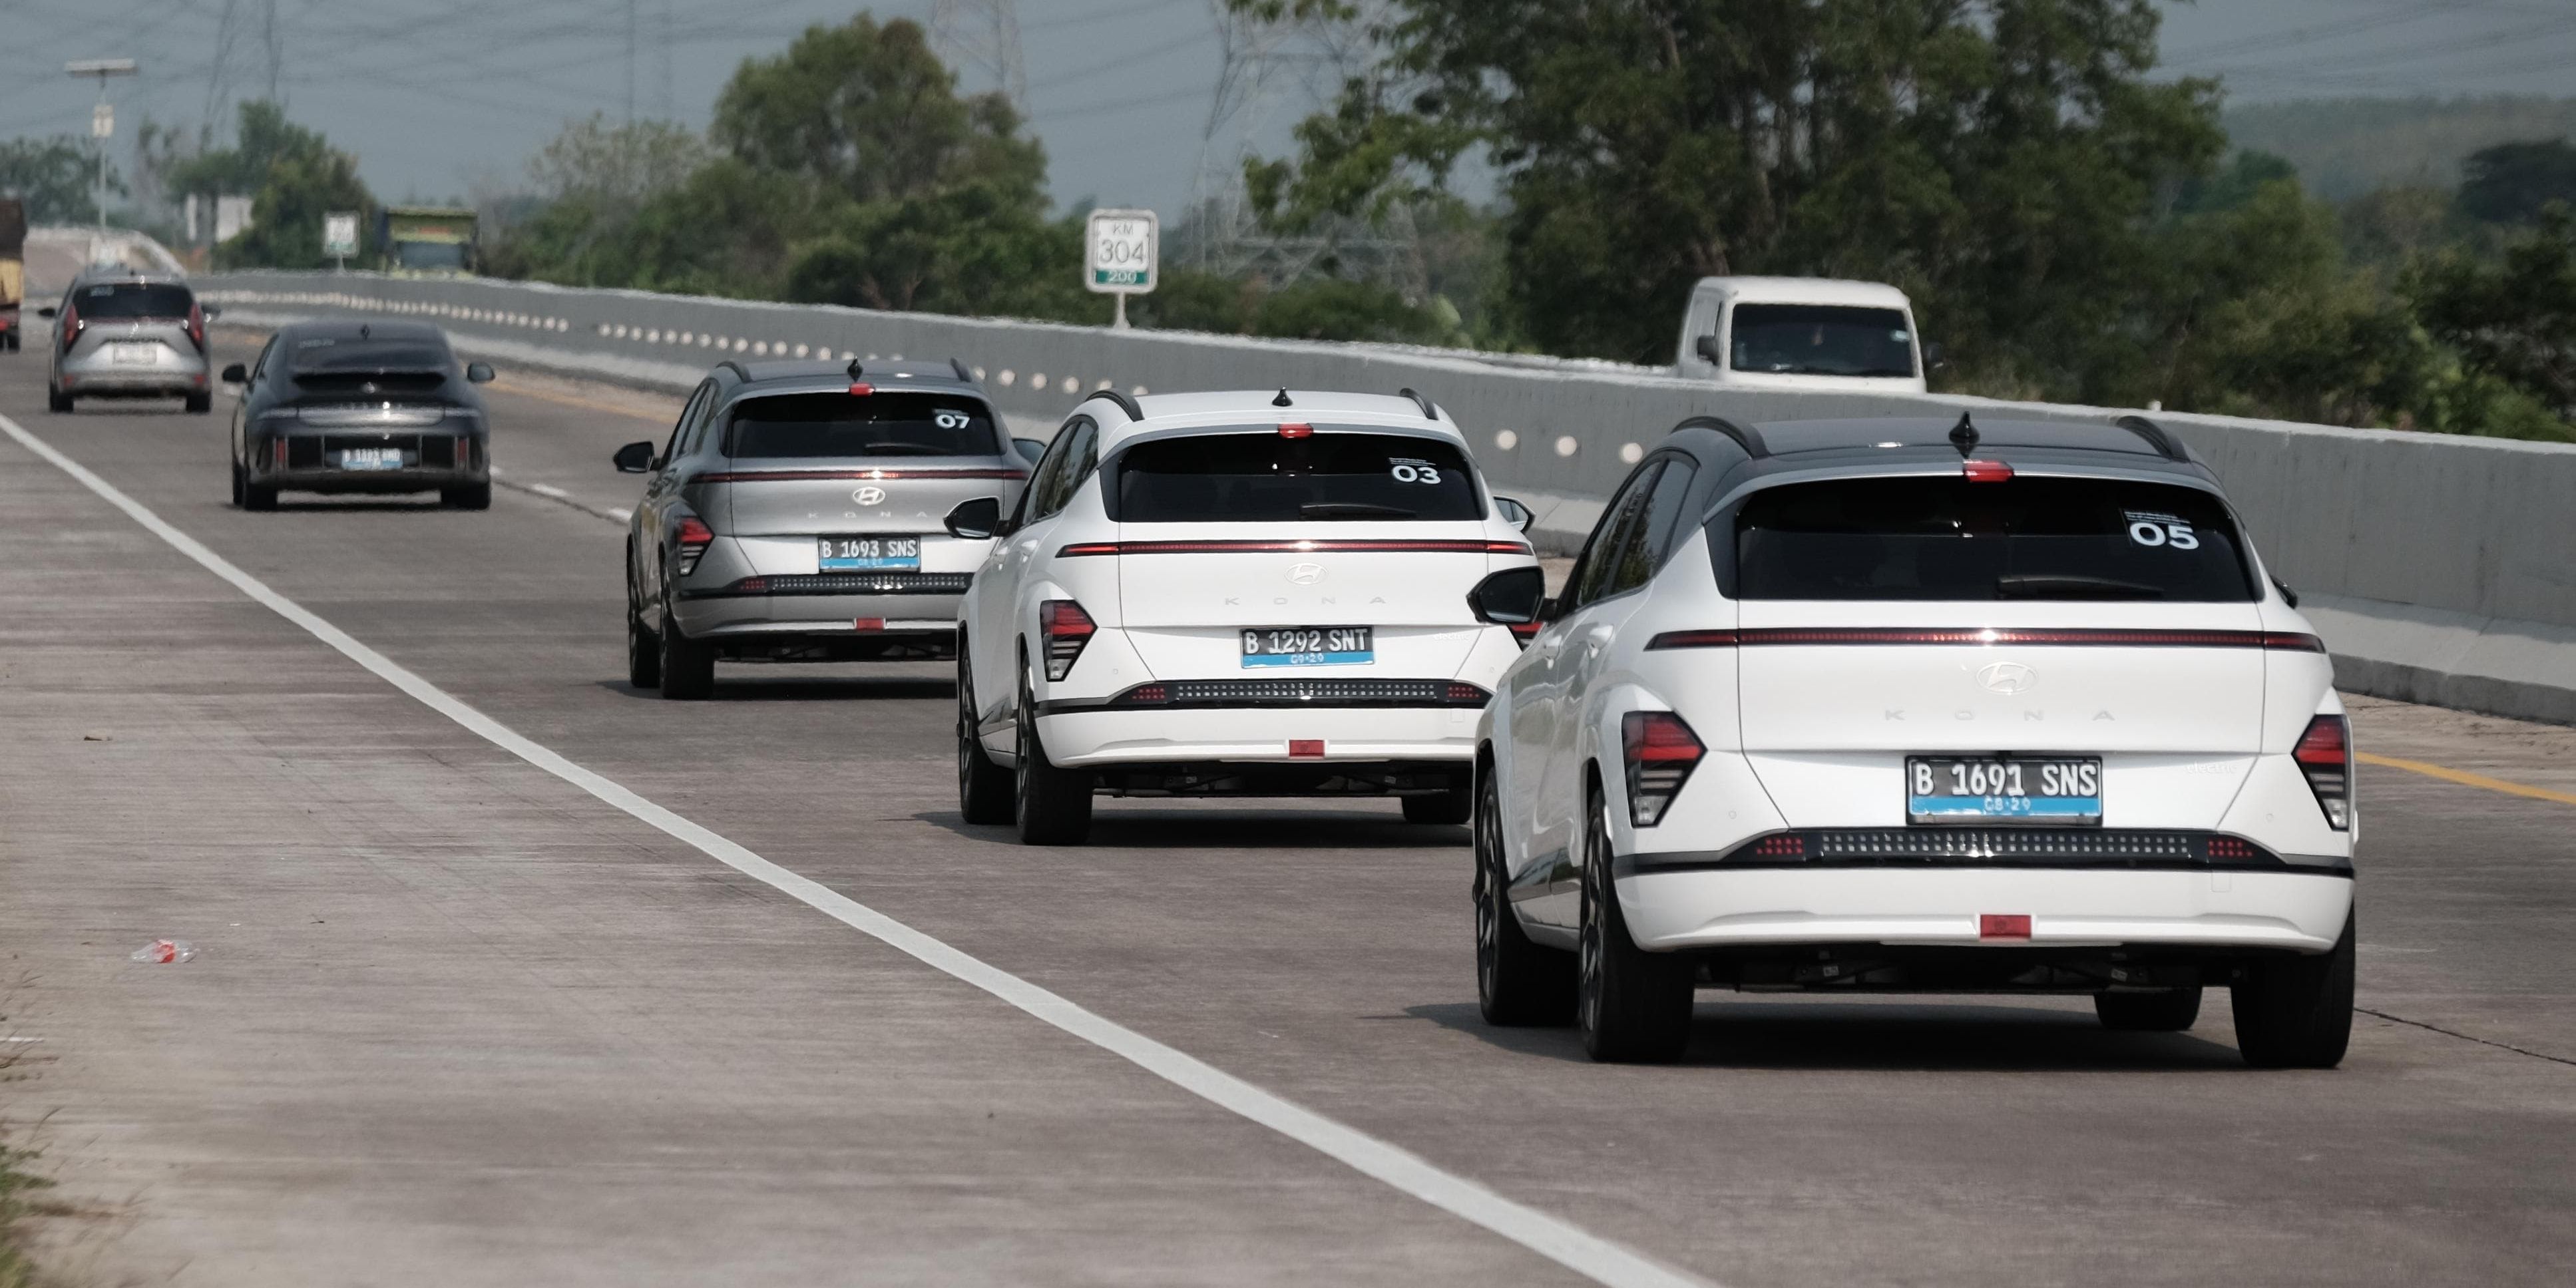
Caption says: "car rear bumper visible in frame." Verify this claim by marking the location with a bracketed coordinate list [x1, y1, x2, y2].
[1615, 865, 2354, 955]
[1033, 703, 1481, 768]
[260, 466, 487, 494]
[59, 367, 209, 394]
[672, 591, 964, 641]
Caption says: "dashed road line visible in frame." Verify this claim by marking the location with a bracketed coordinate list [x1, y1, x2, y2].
[0, 408, 1711, 1288]
[2357, 751, 2576, 807]
[489, 467, 630, 524]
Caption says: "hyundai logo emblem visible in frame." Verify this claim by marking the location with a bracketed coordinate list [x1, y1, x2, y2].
[853, 485, 886, 505]
[1977, 662, 2038, 696]
[1287, 562, 1325, 585]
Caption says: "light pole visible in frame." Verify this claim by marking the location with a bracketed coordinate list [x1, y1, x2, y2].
[65, 59, 138, 234]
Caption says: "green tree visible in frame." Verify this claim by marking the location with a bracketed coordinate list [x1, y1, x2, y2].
[1238, 0, 2225, 388]
[2457, 138, 2576, 226]
[2409, 208, 2576, 430]
[0, 134, 115, 224]
[167, 103, 377, 269]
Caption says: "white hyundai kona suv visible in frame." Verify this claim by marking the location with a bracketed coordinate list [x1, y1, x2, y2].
[951, 388, 1540, 845]
[1474, 415, 2356, 1067]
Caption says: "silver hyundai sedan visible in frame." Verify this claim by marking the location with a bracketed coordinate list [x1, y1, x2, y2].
[41, 268, 217, 413]
[614, 357, 1028, 699]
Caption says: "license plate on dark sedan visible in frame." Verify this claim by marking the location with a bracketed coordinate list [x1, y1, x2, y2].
[337, 447, 405, 471]
[817, 535, 919, 570]
[1907, 756, 2102, 824]
[1241, 626, 1373, 668]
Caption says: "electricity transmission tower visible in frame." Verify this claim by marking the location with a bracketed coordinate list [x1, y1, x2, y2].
[932, 0, 1028, 110]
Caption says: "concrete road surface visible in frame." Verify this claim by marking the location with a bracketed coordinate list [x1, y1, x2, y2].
[0, 335, 2569, 1286]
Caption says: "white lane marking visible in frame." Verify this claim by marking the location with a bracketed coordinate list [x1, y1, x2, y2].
[0, 409, 1709, 1288]
[487, 465, 633, 525]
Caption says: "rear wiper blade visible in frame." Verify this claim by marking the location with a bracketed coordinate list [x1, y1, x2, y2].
[1995, 574, 2165, 600]
[1299, 502, 1416, 519]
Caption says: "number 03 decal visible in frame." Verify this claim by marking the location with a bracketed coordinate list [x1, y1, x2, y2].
[1390, 463, 1442, 484]
[2128, 520, 2199, 550]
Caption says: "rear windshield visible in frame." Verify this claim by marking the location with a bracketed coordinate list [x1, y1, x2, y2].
[75, 282, 194, 319]
[726, 392, 998, 458]
[1114, 431, 1482, 523]
[291, 337, 453, 374]
[1732, 477, 2256, 601]
[1730, 304, 1914, 378]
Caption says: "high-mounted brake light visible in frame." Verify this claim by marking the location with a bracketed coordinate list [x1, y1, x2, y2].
[1039, 599, 1096, 681]
[2293, 714, 2351, 830]
[1278, 423, 1313, 439]
[1621, 711, 1704, 827]
[675, 515, 716, 576]
[1962, 459, 2014, 483]
[848, 382, 874, 396]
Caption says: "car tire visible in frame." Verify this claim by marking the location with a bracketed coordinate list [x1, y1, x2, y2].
[957, 658, 1016, 825]
[1578, 783, 1693, 1062]
[243, 481, 278, 511]
[441, 482, 492, 511]
[657, 598, 716, 700]
[1474, 761, 1574, 1026]
[2232, 911, 2356, 1069]
[185, 391, 212, 414]
[1014, 669, 1091, 845]
[230, 461, 245, 508]
[47, 385, 73, 413]
[1402, 785, 1472, 825]
[2095, 987, 2203, 1032]
[626, 601, 661, 690]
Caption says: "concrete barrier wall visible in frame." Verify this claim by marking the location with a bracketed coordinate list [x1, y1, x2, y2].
[199, 270, 2576, 724]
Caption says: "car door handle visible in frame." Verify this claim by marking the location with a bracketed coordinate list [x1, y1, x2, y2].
[1580, 624, 1614, 654]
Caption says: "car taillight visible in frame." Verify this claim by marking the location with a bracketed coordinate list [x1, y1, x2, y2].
[1621, 711, 1703, 827]
[186, 301, 206, 351]
[1039, 600, 1095, 681]
[675, 516, 715, 576]
[60, 302, 81, 352]
[2293, 714, 2350, 830]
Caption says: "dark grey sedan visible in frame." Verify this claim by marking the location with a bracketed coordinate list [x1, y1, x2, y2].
[224, 320, 495, 511]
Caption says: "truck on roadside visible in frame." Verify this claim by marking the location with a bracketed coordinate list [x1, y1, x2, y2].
[0, 198, 25, 353]
[1673, 276, 1930, 395]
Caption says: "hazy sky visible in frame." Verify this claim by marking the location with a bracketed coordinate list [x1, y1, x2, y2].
[1, 1, 2570, 222]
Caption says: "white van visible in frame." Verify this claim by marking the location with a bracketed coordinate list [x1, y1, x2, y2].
[1673, 277, 1929, 394]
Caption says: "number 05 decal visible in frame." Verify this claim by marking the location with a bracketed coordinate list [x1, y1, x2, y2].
[2128, 520, 2199, 550]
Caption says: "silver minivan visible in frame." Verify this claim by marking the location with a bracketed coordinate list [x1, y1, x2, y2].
[41, 268, 216, 413]
[614, 358, 1032, 699]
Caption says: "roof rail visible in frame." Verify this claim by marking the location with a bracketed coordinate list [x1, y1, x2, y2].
[2112, 414, 2190, 462]
[1082, 387, 1145, 421]
[1669, 414, 1768, 458]
[716, 359, 752, 383]
[1396, 387, 1437, 419]
[949, 357, 973, 381]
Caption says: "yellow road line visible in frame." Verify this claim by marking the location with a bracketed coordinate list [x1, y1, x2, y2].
[2357, 751, 2576, 807]
[488, 377, 672, 423]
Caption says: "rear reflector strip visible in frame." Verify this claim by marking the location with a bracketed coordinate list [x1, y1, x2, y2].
[1646, 628, 2324, 651]
[1098, 678, 1488, 708]
[1057, 538, 1532, 556]
[1288, 740, 1325, 758]
[688, 467, 1028, 484]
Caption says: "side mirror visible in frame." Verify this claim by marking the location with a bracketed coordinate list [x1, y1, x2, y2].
[220, 363, 248, 385]
[202, 304, 223, 319]
[1693, 334, 1720, 365]
[465, 361, 495, 383]
[1493, 496, 1534, 533]
[612, 440, 656, 473]
[1921, 341, 1946, 373]
[2271, 576, 2299, 608]
[944, 496, 1003, 540]
[1012, 437, 1046, 465]
[1466, 566, 1548, 627]
[36, 307, 56, 319]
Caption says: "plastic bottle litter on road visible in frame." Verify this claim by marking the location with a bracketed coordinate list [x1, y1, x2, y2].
[130, 939, 195, 964]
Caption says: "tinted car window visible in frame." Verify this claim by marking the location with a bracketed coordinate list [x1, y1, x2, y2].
[1730, 304, 1914, 378]
[1631, 458, 1699, 579]
[1733, 476, 2257, 602]
[725, 392, 998, 458]
[1572, 463, 1661, 608]
[1030, 419, 1097, 521]
[290, 337, 451, 373]
[75, 282, 193, 318]
[1116, 431, 1479, 523]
